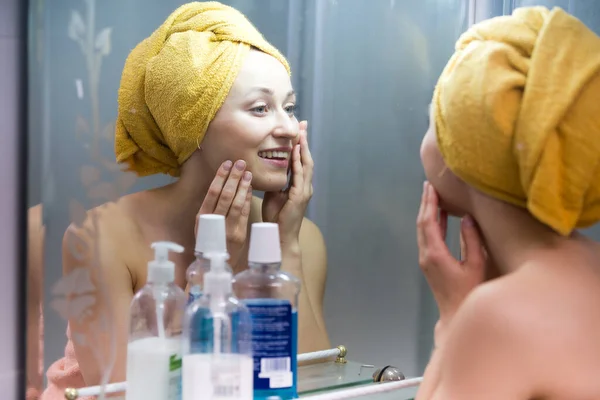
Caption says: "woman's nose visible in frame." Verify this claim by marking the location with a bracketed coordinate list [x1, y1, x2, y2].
[271, 112, 297, 139]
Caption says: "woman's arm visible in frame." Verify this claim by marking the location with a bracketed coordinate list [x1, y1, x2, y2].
[62, 207, 134, 386]
[283, 218, 330, 353]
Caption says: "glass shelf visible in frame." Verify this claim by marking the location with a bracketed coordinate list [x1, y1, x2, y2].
[346, 387, 418, 400]
[298, 360, 376, 395]
[297, 360, 418, 399]
[63, 359, 418, 399]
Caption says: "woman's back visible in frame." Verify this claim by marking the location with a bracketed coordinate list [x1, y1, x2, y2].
[501, 238, 600, 399]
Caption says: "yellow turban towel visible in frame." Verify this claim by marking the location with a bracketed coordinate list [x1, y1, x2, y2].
[115, 1, 290, 177]
[433, 6, 600, 236]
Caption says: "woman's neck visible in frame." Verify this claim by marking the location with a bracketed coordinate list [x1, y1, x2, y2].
[156, 154, 216, 231]
[470, 195, 568, 275]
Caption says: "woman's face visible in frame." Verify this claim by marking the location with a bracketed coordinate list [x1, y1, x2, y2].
[420, 104, 469, 216]
[201, 49, 299, 192]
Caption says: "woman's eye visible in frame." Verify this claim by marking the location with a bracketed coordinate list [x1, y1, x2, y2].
[251, 105, 268, 114]
[285, 104, 296, 116]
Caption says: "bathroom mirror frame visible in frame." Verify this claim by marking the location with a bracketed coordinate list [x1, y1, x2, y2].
[2, 0, 29, 397]
[22, 1, 600, 399]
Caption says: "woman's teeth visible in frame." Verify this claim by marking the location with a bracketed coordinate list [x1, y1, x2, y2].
[258, 151, 289, 159]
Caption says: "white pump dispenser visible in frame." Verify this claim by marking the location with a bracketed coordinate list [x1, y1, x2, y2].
[148, 241, 183, 340]
[126, 241, 187, 400]
[148, 241, 183, 284]
[204, 253, 232, 355]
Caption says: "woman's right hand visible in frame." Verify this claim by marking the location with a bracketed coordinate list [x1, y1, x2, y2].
[196, 159, 253, 266]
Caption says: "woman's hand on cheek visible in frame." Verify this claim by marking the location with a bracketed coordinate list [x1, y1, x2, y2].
[262, 120, 313, 251]
[196, 159, 253, 267]
[416, 181, 486, 345]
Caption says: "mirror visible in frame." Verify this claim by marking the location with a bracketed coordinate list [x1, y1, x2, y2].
[25, 0, 600, 398]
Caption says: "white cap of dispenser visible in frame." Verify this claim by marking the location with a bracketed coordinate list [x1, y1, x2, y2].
[148, 241, 184, 283]
[248, 223, 282, 264]
[203, 252, 232, 296]
[195, 214, 228, 256]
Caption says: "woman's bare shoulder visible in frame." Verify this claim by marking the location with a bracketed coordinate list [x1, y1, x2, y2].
[62, 195, 145, 273]
[249, 196, 326, 269]
[298, 218, 325, 251]
[250, 196, 325, 252]
[66, 197, 137, 238]
[462, 248, 600, 352]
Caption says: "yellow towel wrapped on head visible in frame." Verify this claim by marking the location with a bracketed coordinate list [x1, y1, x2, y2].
[433, 6, 600, 236]
[115, 1, 290, 177]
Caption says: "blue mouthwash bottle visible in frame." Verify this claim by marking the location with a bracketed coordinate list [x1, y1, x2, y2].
[233, 223, 300, 400]
[186, 214, 231, 305]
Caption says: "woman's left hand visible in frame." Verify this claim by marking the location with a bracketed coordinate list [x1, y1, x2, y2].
[262, 120, 313, 249]
[417, 182, 487, 332]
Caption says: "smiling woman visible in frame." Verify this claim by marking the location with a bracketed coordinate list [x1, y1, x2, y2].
[40, 2, 330, 398]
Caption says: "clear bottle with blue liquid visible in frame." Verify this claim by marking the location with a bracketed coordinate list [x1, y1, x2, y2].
[233, 223, 300, 400]
[186, 214, 231, 305]
[182, 252, 253, 400]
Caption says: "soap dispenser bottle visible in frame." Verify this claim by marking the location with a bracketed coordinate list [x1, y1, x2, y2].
[186, 214, 231, 304]
[233, 223, 301, 400]
[126, 241, 187, 400]
[182, 252, 253, 400]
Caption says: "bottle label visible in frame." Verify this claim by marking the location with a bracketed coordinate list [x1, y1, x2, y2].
[182, 354, 253, 399]
[168, 353, 183, 400]
[245, 302, 294, 390]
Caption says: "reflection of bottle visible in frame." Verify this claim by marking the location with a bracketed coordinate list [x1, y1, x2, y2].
[182, 253, 253, 400]
[126, 241, 187, 400]
[233, 223, 300, 400]
[187, 215, 231, 304]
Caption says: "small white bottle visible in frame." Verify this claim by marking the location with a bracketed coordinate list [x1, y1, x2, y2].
[182, 252, 253, 400]
[126, 241, 187, 400]
[186, 214, 231, 304]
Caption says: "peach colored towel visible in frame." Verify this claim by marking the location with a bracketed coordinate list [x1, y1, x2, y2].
[40, 325, 92, 400]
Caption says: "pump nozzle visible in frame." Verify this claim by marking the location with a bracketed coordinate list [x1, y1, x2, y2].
[151, 241, 184, 262]
[148, 241, 184, 284]
[203, 252, 232, 298]
[206, 252, 228, 272]
[203, 252, 233, 355]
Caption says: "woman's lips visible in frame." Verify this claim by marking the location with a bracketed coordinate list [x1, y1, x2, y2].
[259, 157, 289, 169]
[258, 149, 291, 169]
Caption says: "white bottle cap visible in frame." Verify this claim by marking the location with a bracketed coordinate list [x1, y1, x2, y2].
[248, 223, 281, 264]
[148, 241, 184, 283]
[195, 214, 228, 256]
